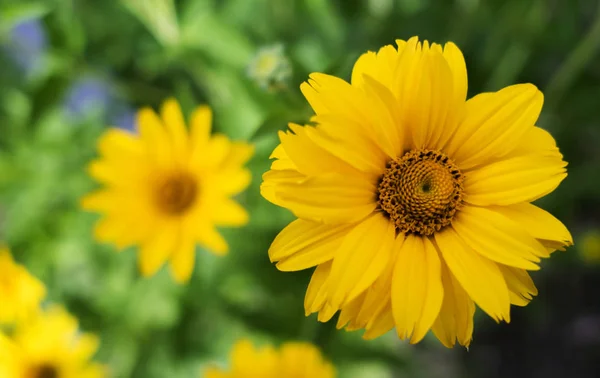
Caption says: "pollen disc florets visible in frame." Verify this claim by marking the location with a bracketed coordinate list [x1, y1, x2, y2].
[377, 149, 464, 236]
[28, 364, 58, 378]
[155, 172, 198, 215]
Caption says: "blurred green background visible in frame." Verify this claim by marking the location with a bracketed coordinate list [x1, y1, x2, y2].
[1, 0, 600, 377]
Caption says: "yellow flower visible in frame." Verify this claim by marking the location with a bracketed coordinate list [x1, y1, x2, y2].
[82, 99, 254, 283]
[0, 306, 105, 378]
[261, 36, 573, 348]
[203, 339, 335, 378]
[0, 247, 46, 325]
[580, 231, 600, 263]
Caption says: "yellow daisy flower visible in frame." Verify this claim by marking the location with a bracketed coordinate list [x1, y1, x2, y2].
[203, 339, 335, 378]
[0, 306, 105, 378]
[0, 247, 46, 324]
[261, 36, 573, 348]
[82, 99, 254, 283]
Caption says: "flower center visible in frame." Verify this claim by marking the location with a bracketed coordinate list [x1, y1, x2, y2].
[377, 149, 464, 236]
[155, 172, 198, 215]
[27, 364, 58, 378]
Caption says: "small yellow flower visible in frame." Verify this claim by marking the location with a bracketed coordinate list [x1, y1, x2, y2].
[580, 231, 600, 264]
[0, 306, 105, 378]
[261, 36, 573, 347]
[203, 339, 335, 378]
[82, 99, 254, 283]
[0, 247, 46, 325]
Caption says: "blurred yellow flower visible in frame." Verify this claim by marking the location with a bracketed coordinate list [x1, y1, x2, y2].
[0, 306, 105, 378]
[203, 339, 335, 378]
[261, 36, 573, 347]
[0, 247, 46, 325]
[82, 99, 254, 283]
[580, 231, 600, 263]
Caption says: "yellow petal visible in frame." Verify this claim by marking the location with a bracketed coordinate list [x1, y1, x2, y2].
[92, 216, 124, 245]
[268, 144, 297, 171]
[490, 203, 573, 250]
[421, 46, 461, 149]
[81, 190, 150, 214]
[203, 368, 227, 378]
[138, 223, 178, 277]
[442, 42, 468, 106]
[433, 41, 469, 152]
[229, 341, 277, 376]
[464, 155, 567, 206]
[328, 213, 395, 307]
[435, 227, 510, 322]
[78, 364, 106, 378]
[97, 128, 144, 160]
[307, 114, 387, 174]
[160, 98, 188, 161]
[360, 74, 404, 157]
[197, 225, 228, 255]
[300, 73, 401, 158]
[84, 192, 159, 249]
[390, 36, 420, 101]
[221, 142, 255, 169]
[391, 234, 444, 343]
[300, 73, 371, 125]
[351, 51, 377, 87]
[260, 169, 306, 206]
[270, 219, 353, 271]
[431, 263, 475, 348]
[86, 159, 150, 189]
[351, 44, 402, 89]
[212, 199, 249, 227]
[336, 292, 366, 330]
[448, 84, 544, 169]
[94, 215, 148, 250]
[275, 173, 378, 224]
[81, 190, 117, 212]
[317, 301, 339, 323]
[363, 305, 395, 340]
[498, 264, 538, 307]
[169, 240, 196, 283]
[214, 168, 252, 196]
[230, 339, 256, 369]
[510, 126, 562, 158]
[453, 205, 545, 269]
[304, 262, 332, 316]
[190, 105, 212, 149]
[355, 252, 396, 329]
[279, 125, 358, 176]
[192, 133, 231, 168]
[72, 334, 100, 361]
[396, 44, 456, 150]
[137, 107, 173, 167]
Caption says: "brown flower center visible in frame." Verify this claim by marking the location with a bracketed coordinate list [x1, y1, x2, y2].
[377, 149, 464, 236]
[27, 364, 59, 378]
[155, 172, 198, 215]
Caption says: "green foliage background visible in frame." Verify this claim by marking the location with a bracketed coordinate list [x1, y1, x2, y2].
[1, 0, 599, 377]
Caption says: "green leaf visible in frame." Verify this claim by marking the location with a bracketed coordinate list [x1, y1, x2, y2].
[120, 0, 180, 47]
[179, 3, 254, 68]
[192, 66, 266, 139]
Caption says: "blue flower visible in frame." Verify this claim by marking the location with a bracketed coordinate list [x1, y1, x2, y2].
[64, 78, 111, 119]
[7, 18, 47, 73]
